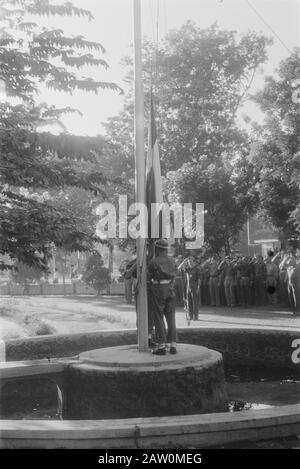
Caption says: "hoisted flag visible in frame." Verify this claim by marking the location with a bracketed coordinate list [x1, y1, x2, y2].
[146, 93, 164, 239]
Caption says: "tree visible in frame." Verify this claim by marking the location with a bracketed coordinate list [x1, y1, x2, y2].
[165, 156, 258, 253]
[104, 22, 269, 251]
[0, 0, 122, 271]
[105, 22, 271, 174]
[10, 261, 43, 287]
[82, 251, 110, 295]
[250, 50, 300, 244]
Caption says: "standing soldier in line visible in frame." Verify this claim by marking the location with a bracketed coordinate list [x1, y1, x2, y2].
[187, 254, 201, 321]
[218, 257, 227, 306]
[220, 256, 237, 307]
[195, 254, 203, 311]
[208, 256, 220, 307]
[174, 254, 184, 307]
[291, 251, 300, 316]
[149, 239, 177, 355]
[178, 251, 196, 320]
[253, 254, 267, 306]
[237, 257, 254, 307]
[235, 255, 243, 307]
[201, 259, 211, 305]
[279, 249, 299, 313]
[249, 257, 256, 305]
[278, 251, 291, 307]
[265, 250, 279, 305]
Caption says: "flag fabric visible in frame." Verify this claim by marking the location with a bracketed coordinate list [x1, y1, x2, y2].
[146, 94, 164, 240]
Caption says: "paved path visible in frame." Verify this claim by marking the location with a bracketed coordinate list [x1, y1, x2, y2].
[1, 295, 299, 338]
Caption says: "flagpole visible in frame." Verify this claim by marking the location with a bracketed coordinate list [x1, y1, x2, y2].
[133, 0, 148, 352]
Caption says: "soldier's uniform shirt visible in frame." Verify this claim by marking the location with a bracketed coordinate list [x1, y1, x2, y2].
[209, 261, 219, 278]
[224, 262, 236, 278]
[265, 261, 279, 287]
[238, 261, 254, 278]
[254, 261, 267, 279]
[148, 255, 176, 282]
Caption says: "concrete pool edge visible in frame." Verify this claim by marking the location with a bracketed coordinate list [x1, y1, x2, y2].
[0, 404, 300, 448]
[1, 326, 300, 448]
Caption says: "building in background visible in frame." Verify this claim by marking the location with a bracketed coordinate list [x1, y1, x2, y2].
[236, 216, 280, 257]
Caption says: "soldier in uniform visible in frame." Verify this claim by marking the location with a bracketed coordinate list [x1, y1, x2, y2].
[291, 251, 300, 315]
[201, 260, 211, 305]
[178, 252, 195, 319]
[187, 255, 201, 320]
[195, 254, 203, 310]
[149, 239, 177, 355]
[208, 256, 220, 307]
[278, 251, 293, 307]
[219, 256, 236, 307]
[174, 254, 184, 307]
[279, 250, 299, 313]
[265, 250, 279, 305]
[235, 255, 243, 307]
[237, 256, 254, 307]
[218, 257, 227, 306]
[253, 254, 267, 306]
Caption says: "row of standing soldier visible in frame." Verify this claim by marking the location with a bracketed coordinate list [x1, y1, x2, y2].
[174, 249, 300, 320]
[119, 245, 299, 353]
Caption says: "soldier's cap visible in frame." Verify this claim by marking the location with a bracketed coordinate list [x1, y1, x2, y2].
[154, 239, 169, 249]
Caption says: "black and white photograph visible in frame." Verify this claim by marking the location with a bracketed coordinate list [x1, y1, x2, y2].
[0, 0, 300, 456]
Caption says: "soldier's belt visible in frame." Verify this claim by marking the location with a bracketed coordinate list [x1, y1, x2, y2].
[151, 280, 172, 285]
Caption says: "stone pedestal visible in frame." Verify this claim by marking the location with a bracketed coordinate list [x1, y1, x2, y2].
[64, 344, 228, 419]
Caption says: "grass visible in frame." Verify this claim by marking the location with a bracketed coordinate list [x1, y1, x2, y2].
[0, 301, 57, 339]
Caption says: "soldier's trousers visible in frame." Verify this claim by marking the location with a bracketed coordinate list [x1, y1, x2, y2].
[236, 277, 243, 306]
[240, 277, 251, 307]
[151, 284, 177, 345]
[288, 281, 297, 312]
[202, 280, 210, 305]
[294, 277, 300, 315]
[279, 271, 289, 307]
[188, 283, 201, 320]
[219, 280, 227, 306]
[209, 277, 220, 306]
[224, 276, 236, 307]
[174, 276, 184, 306]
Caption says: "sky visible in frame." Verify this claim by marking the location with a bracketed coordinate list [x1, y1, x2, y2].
[14, 0, 300, 135]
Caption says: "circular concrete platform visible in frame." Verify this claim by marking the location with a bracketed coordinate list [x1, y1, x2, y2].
[64, 344, 228, 419]
[79, 343, 212, 368]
